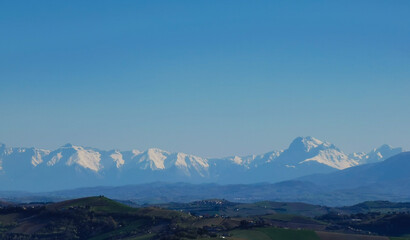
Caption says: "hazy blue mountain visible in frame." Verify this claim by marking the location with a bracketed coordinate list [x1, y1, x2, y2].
[208, 137, 402, 183]
[0, 152, 409, 206]
[349, 144, 403, 164]
[302, 152, 410, 190]
[0, 137, 404, 191]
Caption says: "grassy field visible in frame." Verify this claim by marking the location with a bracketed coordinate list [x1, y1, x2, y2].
[161, 200, 332, 218]
[230, 227, 320, 240]
[261, 213, 324, 223]
[88, 219, 147, 240]
[316, 231, 390, 240]
[0, 213, 20, 225]
[231, 229, 398, 240]
[122, 234, 156, 240]
[230, 229, 272, 240]
[229, 230, 398, 240]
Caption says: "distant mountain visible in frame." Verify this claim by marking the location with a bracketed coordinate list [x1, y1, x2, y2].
[349, 144, 403, 164]
[0, 138, 404, 191]
[1, 153, 410, 206]
[209, 137, 400, 183]
[302, 152, 410, 191]
[275, 136, 357, 169]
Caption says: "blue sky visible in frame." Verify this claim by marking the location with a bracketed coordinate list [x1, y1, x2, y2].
[1, 1, 409, 157]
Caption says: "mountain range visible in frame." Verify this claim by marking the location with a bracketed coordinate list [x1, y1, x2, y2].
[0, 137, 403, 191]
[1, 151, 405, 206]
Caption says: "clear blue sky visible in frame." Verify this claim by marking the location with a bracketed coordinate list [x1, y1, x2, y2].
[1, 1, 409, 157]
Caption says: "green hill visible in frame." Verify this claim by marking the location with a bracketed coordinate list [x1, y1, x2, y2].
[47, 195, 135, 214]
[1, 196, 410, 239]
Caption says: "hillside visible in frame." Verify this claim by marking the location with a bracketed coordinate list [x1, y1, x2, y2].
[1, 197, 410, 239]
[0, 196, 196, 239]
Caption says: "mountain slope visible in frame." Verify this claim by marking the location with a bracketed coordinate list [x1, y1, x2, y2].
[273, 136, 358, 169]
[349, 144, 403, 164]
[302, 152, 410, 190]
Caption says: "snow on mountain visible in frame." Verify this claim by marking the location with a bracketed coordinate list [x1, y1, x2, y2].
[276, 136, 358, 170]
[302, 149, 356, 170]
[45, 144, 102, 172]
[299, 136, 327, 152]
[219, 150, 283, 169]
[131, 149, 141, 157]
[129, 148, 209, 177]
[302, 152, 410, 191]
[30, 148, 50, 166]
[0, 145, 50, 172]
[0, 137, 404, 191]
[172, 152, 209, 176]
[134, 148, 169, 170]
[206, 137, 360, 184]
[349, 144, 403, 164]
[109, 150, 125, 168]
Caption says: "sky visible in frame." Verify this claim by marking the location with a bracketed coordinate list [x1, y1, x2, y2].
[1, 1, 409, 158]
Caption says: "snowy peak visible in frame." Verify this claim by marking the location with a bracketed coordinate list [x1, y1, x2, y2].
[0, 145, 50, 167]
[173, 153, 209, 171]
[300, 136, 327, 150]
[301, 148, 357, 170]
[132, 149, 209, 176]
[370, 144, 403, 160]
[288, 136, 334, 153]
[46, 144, 102, 172]
[109, 150, 125, 168]
[136, 148, 170, 170]
[60, 143, 77, 149]
[350, 144, 404, 164]
[213, 136, 352, 171]
[131, 149, 141, 157]
[30, 148, 50, 167]
[221, 150, 283, 168]
[282, 136, 356, 170]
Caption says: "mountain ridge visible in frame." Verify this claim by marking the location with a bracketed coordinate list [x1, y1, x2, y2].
[0, 137, 404, 191]
[1, 152, 410, 206]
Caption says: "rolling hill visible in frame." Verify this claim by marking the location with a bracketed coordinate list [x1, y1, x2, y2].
[1, 196, 410, 239]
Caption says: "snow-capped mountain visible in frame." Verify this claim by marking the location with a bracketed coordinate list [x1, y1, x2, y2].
[129, 148, 209, 177]
[275, 136, 358, 170]
[0, 137, 404, 191]
[212, 150, 283, 169]
[44, 144, 102, 172]
[349, 144, 403, 164]
[301, 152, 410, 192]
[209, 137, 362, 183]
